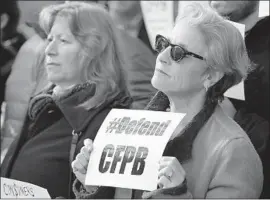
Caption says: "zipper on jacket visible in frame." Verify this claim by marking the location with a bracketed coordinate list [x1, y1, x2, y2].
[68, 130, 82, 198]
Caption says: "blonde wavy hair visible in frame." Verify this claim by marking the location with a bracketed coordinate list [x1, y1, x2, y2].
[39, 1, 131, 108]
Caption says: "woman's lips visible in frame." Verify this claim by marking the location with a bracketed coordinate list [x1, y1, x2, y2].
[46, 62, 60, 66]
[156, 68, 170, 77]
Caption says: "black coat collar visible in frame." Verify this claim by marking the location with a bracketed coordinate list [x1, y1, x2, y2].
[28, 83, 132, 133]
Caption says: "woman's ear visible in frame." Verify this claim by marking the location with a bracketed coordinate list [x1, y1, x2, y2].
[203, 70, 224, 90]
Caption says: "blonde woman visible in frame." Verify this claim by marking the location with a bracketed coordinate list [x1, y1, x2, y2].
[1, 2, 132, 198]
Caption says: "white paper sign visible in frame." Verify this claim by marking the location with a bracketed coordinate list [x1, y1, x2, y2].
[1, 177, 51, 199]
[259, 1, 269, 17]
[224, 20, 245, 100]
[224, 81, 245, 100]
[140, 1, 174, 50]
[85, 109, 185, 191]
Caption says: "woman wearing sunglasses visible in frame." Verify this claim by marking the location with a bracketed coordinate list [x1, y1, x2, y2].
[72, 2, 263, 199]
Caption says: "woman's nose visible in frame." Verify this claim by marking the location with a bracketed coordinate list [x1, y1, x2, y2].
[157, 47, 171, 65]
[45, 40, 58, 56]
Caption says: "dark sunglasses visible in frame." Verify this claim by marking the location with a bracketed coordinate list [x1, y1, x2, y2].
[155, 34, 205, 62]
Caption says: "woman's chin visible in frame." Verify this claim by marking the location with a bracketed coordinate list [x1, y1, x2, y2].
[151, 76, 170, 92]
[47, 75, 62, 84]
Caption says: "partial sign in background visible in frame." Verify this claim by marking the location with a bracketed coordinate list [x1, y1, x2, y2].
[259, 0, 269, 17]
[85, 109, 185, 191]
[1, 177, 51, 199]
[140, 1, 174, 50]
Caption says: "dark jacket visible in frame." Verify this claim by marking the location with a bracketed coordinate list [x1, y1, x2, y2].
[230, 16, 270, 198]
[233, 16, 270, 154]
[1, 83, 132, 199]
[231, 16, 269, 121]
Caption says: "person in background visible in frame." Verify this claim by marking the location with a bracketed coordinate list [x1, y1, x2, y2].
[105, 1, 204, 54]
[95, 0, 157, 109]
[1, 2, 132, 198]
[105, 1, 155, 53]
[209, 1, 269, 198]
[107, 1, 142, 38]
[72, 3, 263, 198]
[1, 24, 47, 164]
[116, 29, 157, 109]
[0, 0, 26, 120]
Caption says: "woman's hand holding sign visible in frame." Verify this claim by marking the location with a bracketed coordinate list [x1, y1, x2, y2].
[141, 156, 188, 199]
[72, 138, 186, 198]
[158, 156, 186, 189]
[72, 139, 93, 190]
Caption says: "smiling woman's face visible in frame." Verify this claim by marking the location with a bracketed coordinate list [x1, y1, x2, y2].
[151, 20, 209, 96]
